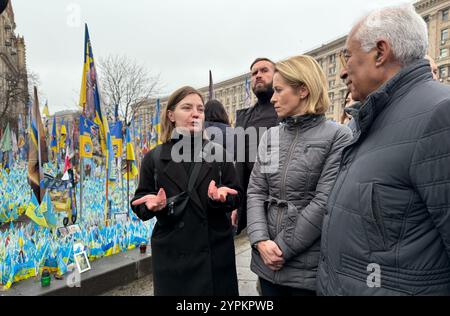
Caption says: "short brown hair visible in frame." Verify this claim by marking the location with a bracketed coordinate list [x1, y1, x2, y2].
[160, 86, 204, 143]
[250, 57, 275, 70]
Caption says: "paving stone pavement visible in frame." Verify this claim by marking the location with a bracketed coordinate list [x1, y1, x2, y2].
[103, 233, 259, 296]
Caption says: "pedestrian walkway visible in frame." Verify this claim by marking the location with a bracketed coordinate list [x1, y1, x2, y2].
[104, 233, 259, 296]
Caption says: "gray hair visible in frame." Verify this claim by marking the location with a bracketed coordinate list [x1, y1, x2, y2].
[353, 4, 428, 66]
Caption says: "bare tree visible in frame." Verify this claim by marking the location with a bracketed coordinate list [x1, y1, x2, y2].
[98, 54, 160, 126]
[0, 69, 30, 130]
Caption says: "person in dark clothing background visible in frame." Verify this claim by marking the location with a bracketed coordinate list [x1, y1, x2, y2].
[235, 58, 279, 235]
[204, 99, 234, 159]
[131, 86, 243, 296]
[205, 99, 237, 230]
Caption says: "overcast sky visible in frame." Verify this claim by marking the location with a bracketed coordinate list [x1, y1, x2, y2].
[12, 0, 413, 114]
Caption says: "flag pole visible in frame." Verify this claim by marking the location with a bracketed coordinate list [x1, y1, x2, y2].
[127, 160, 130, 213]
[34, 86, 44, 203]
[79, 155, 84, 222]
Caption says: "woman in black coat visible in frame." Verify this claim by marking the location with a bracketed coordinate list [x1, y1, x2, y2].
[131, 86, 242, 296]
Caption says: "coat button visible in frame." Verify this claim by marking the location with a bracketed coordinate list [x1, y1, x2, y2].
[178, 222, 185, 229]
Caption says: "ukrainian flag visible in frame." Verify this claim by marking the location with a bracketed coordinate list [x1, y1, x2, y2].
[42, 191, 57, 228]
[28, 89, 49, 204]
[25, 192, 48, 228]
[155, 99, 161, 145]
[50, 116, 57, 153]
[79, 115, 96, 159]
[110, 121, 123, 158]
[124, 127, 138, 180]
[79, 24, 109, 157]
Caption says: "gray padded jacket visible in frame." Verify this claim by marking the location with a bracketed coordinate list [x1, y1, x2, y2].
[247, 114, 352, 291]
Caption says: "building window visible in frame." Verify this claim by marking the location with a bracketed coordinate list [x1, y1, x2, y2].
[318, 59, 323, 68]
[441, 48, 449, 58]
[329, 80, 335, 89]
[442, 29, 449, 42]
[329, 54, 336, 64]
[328, 66, 336, 76]
[329, 92, 335, 101]
[440, 66, 448, 78]
[443, 9, 449, 22]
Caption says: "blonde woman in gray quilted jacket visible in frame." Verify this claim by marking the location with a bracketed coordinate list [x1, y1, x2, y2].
[247, 55, 352, 296]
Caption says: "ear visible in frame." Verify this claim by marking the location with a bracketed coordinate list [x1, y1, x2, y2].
[375, 40, 390, 67]
[167, 110, 175, 123]
[298, 85, 310, 99]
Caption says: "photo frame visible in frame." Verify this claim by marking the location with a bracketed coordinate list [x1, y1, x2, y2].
[67, 224, 82, 235]
[74, 251, 91, 274]
[113, 212, 128, 224]
[57, 227, 69, 238]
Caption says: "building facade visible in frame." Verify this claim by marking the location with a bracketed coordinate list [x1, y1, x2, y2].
[415, 0, 450, 84]
[0, 0, 28, 131]
[136, 0, 449, 126]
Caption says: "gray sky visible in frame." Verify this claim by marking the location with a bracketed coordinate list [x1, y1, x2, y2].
[12, 0, 413, 114]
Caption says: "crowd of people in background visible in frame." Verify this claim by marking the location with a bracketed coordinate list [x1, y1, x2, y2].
[131, 4, 450, 296]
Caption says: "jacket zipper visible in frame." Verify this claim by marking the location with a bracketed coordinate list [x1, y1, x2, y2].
[277, 128, 300, 234]
[273, 128, 300, 284]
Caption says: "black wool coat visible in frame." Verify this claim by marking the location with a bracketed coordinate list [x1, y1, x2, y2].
[131, 138, 242, 296]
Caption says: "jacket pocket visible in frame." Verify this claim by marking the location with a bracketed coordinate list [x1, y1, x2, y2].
[303, 143, 328, 172]
[359, 182, 388, 252]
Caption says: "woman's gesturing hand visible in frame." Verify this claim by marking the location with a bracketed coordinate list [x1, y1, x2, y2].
[131, 188, 167, 212]
[208, 180, 238, 203]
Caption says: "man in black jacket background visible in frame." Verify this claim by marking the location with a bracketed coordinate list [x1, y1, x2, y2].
[234, 58, 278, 235]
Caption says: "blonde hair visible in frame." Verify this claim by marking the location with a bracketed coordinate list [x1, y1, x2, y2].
[160, 86, 204, 143]
[275, 55, 330, 115]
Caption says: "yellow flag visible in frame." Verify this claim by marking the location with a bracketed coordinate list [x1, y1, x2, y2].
[25, 193, 49, 228]
[80, 135, 93, 158]
[43, 102, 50, 118]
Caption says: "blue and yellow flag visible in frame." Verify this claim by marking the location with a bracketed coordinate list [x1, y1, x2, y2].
[25, 191, 48, 228]
[79, 115, 97, 159]
[155, 99, 161, 143]
[42, 191, 57, 228]
[79, 23, 109, 156]
[28, 87, 49, 204]
[50, 116, 57, 153]
[80, 24, 98, 119]
[110, 121, 123, 158]
[150, 99, 162, 149]
[124, 127, 138, 180]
